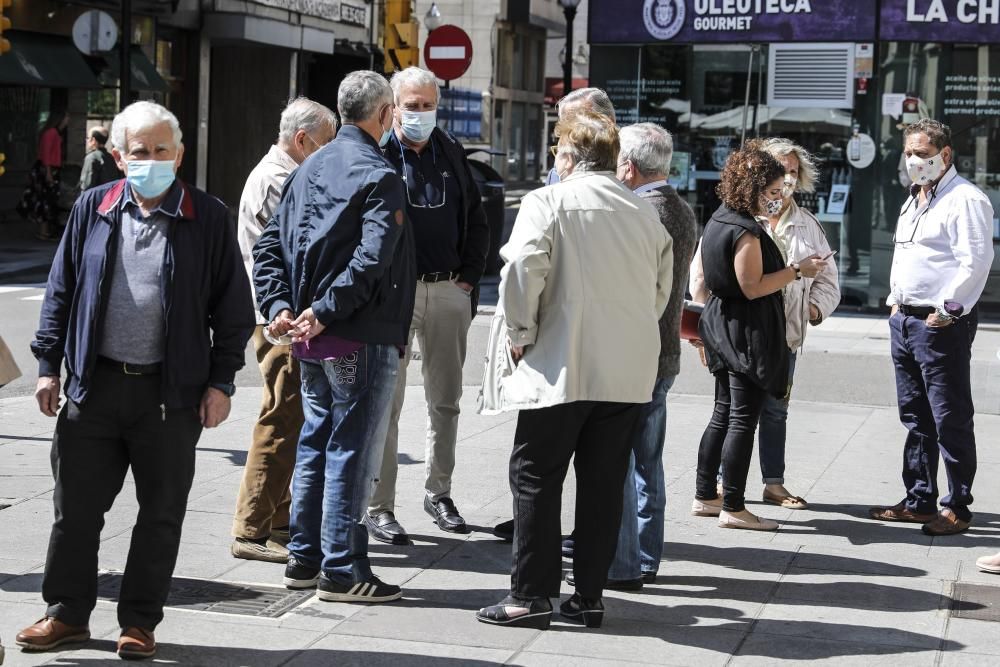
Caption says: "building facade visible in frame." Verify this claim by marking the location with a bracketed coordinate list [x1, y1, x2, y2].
[588, 0, 1000, 314]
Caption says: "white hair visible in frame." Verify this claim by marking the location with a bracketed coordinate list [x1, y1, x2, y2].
[278, 97, 337, 143]
[338, 70, 394, 124]
[390, 67, 440, 103]
[759, 137, 819, 193]
[111, 101, 182, 152]
[557, 87, 616, 123]
[619, 123, 673, 177]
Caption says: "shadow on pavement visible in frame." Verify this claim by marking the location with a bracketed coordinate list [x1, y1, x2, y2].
[666, 542, 928, 577]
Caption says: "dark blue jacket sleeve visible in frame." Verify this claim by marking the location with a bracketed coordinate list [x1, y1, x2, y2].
[31, 198, 85, 377]
[253, 174, 296, 323]
[311, 169, 406, 324]
[207, 203, 255, 385]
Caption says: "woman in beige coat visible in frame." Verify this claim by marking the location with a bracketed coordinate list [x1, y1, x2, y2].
[691, 138, 840, 509]
[476, 111, 672, 630]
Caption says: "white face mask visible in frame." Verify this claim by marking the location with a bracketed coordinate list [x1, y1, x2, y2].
[764, 196, 784, 217]
[906, 153, 945, 186]
[782, 175, 797, 199]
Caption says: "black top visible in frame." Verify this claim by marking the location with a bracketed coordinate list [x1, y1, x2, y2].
[697, 205, 789, 397]
[389, 132, 462, 275]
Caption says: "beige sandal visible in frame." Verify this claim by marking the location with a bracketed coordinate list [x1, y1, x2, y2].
[762, 491, 809, 510]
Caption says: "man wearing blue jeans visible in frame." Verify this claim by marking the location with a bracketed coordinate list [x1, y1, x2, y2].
[604, 124, 697, 588]
[253, 70, 415, 602]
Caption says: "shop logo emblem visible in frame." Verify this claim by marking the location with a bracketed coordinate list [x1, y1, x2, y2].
[643, 0, 685, 41]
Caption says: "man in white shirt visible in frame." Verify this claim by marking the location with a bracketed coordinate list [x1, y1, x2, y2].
[231, 97, 336, 562]
[870, 119, 994, 536]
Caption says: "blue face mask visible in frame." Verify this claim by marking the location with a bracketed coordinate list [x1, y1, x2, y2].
[400, 110, 437, 143]
[379, 127, 392, 148]
[126, 159, 176, 198]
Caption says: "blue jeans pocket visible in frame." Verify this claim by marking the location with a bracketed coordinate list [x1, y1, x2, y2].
[329, 348, 367, 390]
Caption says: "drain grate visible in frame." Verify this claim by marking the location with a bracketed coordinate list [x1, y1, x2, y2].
[97, 572, 313, 618]
[951, 582, 1000, 622]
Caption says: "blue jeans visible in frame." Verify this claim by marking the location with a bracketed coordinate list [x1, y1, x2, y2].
[288, 344, 399, 584]
[890, 310, 977, 522]
[756, 351, 797, 484]
[608, 376, 675, 581]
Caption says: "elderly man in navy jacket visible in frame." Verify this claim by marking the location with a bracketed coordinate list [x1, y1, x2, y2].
[254, 70, 415, 603]
[18, 101, 254, 660]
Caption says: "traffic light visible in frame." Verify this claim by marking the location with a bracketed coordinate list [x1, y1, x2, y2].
[383, 0, 418, 73]
[0, 0, 11, 56]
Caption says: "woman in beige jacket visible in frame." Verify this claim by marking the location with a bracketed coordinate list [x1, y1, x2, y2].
[476, 111, 672, 630]
[691, 138, 840, 510]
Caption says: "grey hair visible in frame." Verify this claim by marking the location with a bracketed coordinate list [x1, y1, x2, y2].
[557, 87, 616, 123]
[904, 118, 952, 150]
[111, 101, 182, 151]
[278, 97, 337, 143]
[390, 67, 440, 103]
[337, 70, 394, 124]
[619, 123, 673, 177]
[758, 137, 819, 193]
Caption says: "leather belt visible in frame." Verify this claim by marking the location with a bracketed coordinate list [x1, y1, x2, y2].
[97, 356, 162, 375]
[898, 305, 936, 317]
[418, 271, 457, 283]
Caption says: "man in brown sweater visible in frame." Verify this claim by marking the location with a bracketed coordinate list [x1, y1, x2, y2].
[606, 123, 697, 587]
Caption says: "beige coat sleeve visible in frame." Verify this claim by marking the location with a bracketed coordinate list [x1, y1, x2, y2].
[805, 218, 841, 323]
[498, 193, 554, 347]
[688, 239, 710, 304]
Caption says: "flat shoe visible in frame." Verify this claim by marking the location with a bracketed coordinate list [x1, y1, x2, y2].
[691, 497, 722, 517]
[868, 502, 937, 524]
[922, 509, 970, 536]
[975, 554, 1000, 573]
[763, 491, 809, 510]
[719, 510, 778, 531]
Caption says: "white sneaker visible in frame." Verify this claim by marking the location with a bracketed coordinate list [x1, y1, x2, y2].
[691, 497, 723, 517]
[718, 509, 778, 531]
[976, 552, 1000, 574]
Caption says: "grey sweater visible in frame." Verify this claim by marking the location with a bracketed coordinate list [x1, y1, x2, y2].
[642, 185, 698, 379]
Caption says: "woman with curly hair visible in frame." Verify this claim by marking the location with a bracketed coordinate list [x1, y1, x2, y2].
[690, 147, 827, 530]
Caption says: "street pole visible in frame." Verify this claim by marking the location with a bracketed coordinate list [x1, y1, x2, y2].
[562, 4, 576, 99]
[120, 0, 132, 110]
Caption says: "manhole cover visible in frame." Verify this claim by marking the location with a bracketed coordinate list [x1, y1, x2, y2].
[97, 572, 312, 618]
[951, 582, 1000, 622]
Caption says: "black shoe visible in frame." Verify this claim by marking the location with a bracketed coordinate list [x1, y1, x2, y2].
[640, 571, 657, 585]
[562, 533, 575, 559]
[364, 511, 411, 546]
[493, 519, 514, 542]
[560, 592, 604, 628]
[424, 496, 469, 534]
[282, 557, 320, 589]
[316, 573, 402, 603]
[476, 595, 552, 629]
[565, 572, 643, 591]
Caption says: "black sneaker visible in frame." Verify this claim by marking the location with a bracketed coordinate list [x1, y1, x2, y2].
[282, 557, 320, 589]
[316, 574, 402, 603]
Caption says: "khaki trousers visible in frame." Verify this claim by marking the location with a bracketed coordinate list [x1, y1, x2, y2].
[231, 326, 304, 539]
[369, 280, 472, 513]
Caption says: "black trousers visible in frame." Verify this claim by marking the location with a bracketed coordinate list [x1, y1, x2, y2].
[509, 400, 640, 601]
[695, 370, 767, 512]
[43, 365, 202, 630]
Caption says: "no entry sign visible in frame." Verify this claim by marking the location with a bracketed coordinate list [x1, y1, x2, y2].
[423, 24, 473, 82]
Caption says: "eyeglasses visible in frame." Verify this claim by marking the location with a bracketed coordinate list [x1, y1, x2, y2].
[549, 145, 562, 157]
[398, 135, 448, 209]
[892, 186, 939, 246]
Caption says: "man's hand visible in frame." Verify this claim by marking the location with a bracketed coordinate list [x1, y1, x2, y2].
[268, 309, 298, 339]
[926, 312, 953, 328]
[199, 387, 231, 428]
[291, 308, 326, 342]
[35, 376, 61, 417]
[890, 304, 899, 317]
[455, 280, 474, 294]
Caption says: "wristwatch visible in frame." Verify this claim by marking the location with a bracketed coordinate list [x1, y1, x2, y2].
[790, 263, 802, 280]
[209, 382, 236, 397]
[935, 300, 964, 325]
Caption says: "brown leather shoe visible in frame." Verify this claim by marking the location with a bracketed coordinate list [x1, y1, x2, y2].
[868, 502, 937, 523]
[15, 617, 90, 652]
[117, 627, 156, 660]
[922, 508, 970, 536]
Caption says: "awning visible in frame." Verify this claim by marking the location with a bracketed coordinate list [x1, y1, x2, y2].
[92, 47, 170, 93]
[0, 31, 102, 88]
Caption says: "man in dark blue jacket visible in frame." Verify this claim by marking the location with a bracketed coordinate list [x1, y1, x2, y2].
[18, 101, 254, 660]
[254, 70, 415, 603]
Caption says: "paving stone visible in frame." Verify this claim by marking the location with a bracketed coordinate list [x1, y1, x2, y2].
[753, 603, 947, 649]
[731, 633, 940, 665]
[283, 634, 514, 666]
[943, 617, 1000, 655]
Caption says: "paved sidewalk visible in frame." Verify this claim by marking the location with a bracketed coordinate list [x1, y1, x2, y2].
[2, 381, 1000, 666]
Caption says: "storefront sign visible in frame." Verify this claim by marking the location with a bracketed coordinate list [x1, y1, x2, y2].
[880, 0, 1000, 42]
[589, 0, 877, 44]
